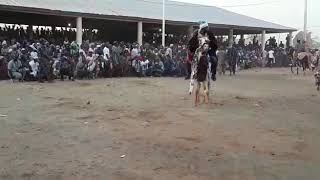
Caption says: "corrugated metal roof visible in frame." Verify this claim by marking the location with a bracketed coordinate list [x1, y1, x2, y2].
[0, 0, 295, 32]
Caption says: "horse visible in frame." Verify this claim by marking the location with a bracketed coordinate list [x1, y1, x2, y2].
[292, 51, 311, 75]
[298, 52, 310, 75]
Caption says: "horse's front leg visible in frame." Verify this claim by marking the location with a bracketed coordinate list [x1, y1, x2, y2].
[189, 79, 195, 95]
[204, 87, 209, 104]
[195, 88, 199, 106]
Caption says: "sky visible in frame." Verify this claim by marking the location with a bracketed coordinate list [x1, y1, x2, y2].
[173, 0, 320, 39]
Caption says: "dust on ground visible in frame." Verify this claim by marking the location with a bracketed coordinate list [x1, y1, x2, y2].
[0, 68, 319, 180]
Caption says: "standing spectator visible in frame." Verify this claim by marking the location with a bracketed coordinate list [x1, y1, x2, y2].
[227, 45, 238, 76]
[217, 46, 226, 75]
[131, 43, 140, 60]
[1, 41, 9, 58]
[268, 49, 275, 67]
[279, 41, 285, 48]
[103, 44, 110, 61]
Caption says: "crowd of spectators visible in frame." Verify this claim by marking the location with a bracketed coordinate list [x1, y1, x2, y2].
[0, 25, 190, 82]
[0, 24, 302, 82]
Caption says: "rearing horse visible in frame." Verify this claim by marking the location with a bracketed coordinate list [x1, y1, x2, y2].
[189, 37, 212, 106]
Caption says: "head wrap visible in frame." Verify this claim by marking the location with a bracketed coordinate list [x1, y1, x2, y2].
[199, 21, 209, 30]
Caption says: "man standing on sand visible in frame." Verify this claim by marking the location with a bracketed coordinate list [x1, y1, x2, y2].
[268, 49, 275, 67]
[217, 46, 226, 75]
[227, 45, 237, 76]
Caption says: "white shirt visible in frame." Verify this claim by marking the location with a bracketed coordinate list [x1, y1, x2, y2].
[131, 48, 139, 59]
[103, 47, 110, 61]
[268, 50, 275, 59]
[29, 60, 39, 77]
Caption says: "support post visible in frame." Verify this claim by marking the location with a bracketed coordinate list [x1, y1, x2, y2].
[28, 25, 33, 40]
[76, 17, 83, 45]
[162, 0, 166, 47]
[188, 25, 194, 38]
[261, 30, 266, 51]
[304, 0, 308, 41]
[228, 29, 234, 47]
[137, 21, 143, 46]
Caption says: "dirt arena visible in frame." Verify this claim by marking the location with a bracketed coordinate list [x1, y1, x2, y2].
[0, 68, 319, 180]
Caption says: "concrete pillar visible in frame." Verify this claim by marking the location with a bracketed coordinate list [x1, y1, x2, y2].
[137, 21, 143, 46]
[28, 25, 33, 40]
[261, 30, 266, 51]
[188, 25, 194, 38]
[76, 17, 83, 45]
[289, 32, 293, 47]
[228, 29, 234, 47]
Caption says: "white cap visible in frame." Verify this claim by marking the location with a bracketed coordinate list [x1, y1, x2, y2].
[30, 51, 39, 59]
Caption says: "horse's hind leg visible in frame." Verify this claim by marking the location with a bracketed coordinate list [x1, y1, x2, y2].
[204, 91, 209, 104]
[195, 89, 199, 106]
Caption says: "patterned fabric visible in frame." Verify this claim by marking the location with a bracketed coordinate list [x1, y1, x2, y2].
[189, 46, 212, 94]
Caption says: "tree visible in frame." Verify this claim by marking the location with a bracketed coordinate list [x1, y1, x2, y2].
[312, 36, 320, 49]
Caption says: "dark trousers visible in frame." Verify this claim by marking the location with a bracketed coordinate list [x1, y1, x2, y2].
[229, 59, 236, 75]
[210, 56, 218, 77]
[268, 58, 273, 67]
[60, 68, 73, 80]
[185, 62, 191, 78]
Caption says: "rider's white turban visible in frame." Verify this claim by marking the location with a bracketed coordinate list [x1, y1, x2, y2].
[199, 21, 209, 30]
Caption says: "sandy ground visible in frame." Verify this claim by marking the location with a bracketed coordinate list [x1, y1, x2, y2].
[0, 68, 319, 180]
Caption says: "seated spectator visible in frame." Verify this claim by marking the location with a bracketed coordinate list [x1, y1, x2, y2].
[29, 52, 40, 79]
[7, 53, 26, 82]
[87, 49, 97, 78]
[59, 51, 74, 81]
[52, 50, 61, 77]
[70, 41, 79, 58]
[75, 50, 88, 79]
[0, 56, 8, 80]
[146, 59, 164, 77]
